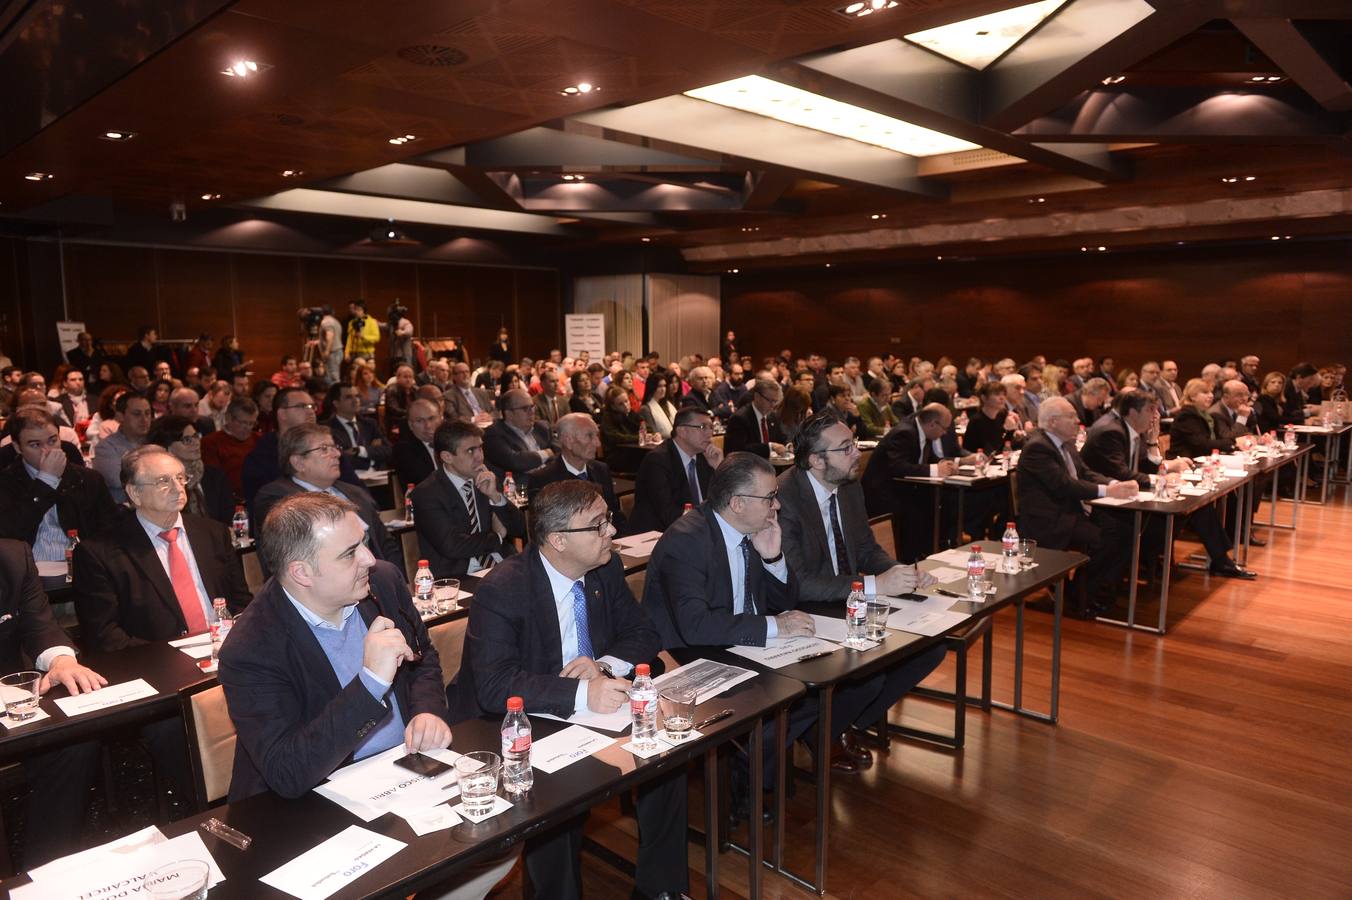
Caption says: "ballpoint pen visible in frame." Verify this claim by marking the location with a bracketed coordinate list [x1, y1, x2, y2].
[694, 709, 734, 729]
[934, 588, 963, 598]
[797, 651, 833, 662]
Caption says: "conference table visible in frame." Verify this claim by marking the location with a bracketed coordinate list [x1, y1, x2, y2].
[900, 465, 1014, 553]
[0, 673, 806, 900]
[1089, 443, 1312, 635]
[1288, 422, 1351, 504]
[698, 541, 1084, 894]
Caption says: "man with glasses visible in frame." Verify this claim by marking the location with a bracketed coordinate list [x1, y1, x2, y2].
[253, 425, 402, 576]
[393, 398, 444, 490]
[242, 386, 361, 511]
[325, 382, 390, 470]
[526, 413, 627, 534]
[483, 387, 555, 483]
[450, 480, 686, 899]
[446, 362, 493, 426]
[92, 392, 154, 503]
[629, 407, 724, 534]
[202, 397, 259, 499]
[413, 421, 525, 578]
[777, 414, 947, 769]
[723, 377, 787, 458]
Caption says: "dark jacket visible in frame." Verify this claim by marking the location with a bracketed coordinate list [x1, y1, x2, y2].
[411, 469, 525, 578]
[643, 505, 798, 651]
[190, 465, 236, 526]
[1081, 412, 1159, 489]
[0, 540, 74, 675]
[1254, 394, 1295, 434]
[1209, 401, 1260, 446]
[598, 408, 642, 471]
[73, 510, 252, 651]
[328, 415, 391, 470]
[1068, 393, 1104, 429]
[722, 404, 786, 459]
[482, 420, 554, 483]
[448, 550, 659, 724]
[628, 440, 713, 535]
[859, 418, 959, 519]
[1166, 406, 1232, 459]
[776, 467, 897, 602]
[219, 561, 448, 801]
[526, 457, 627, 535]
[241, 430, 361, 513]
[1014, 431, 1109, 550]
[392, 434, 437, 491]
[0, 457, 118, 547]
[253, 478, 403, 577]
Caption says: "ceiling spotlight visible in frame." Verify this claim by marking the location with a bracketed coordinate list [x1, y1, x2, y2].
[837, 0, 896, 17]
[388, 135, 419, 145]
[936, 255, 944, 260]
[1098, 246, 1106, 251]
[640, 237, 652, 243]
[370, 219, 409, 243]
[1270, 235, 1281, 241]
[200, 193, 221, 200]
[100, 130, 136, 141]
[561, 82, 597, 96]
[824, 263, 832, 268]
[727, 268, 740, 274]
[870, 213, 887, 220]
[1244, 175, 1256, 181]
[24, 172, 54, 182]
[1028, 196, 1046, 204]
[1221, 176, 1239, 183]
[221, 59, 269, 77]
[281, 169, 304, 177]
[560, 174, 587, 181]
[1267, 75, 1283, 82]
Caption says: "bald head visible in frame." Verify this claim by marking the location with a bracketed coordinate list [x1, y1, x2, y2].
[1221, 379, 1250, 410]
[1038, 396, 1078, 440]
[557, 412, 601, 467]
[169, 388, 201, 419]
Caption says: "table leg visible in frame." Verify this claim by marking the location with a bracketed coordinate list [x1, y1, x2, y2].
[931, 486, 942, 554]
[1294, 452, 1305, 528]
[1321, 435, 1332, 503]
[1231, 483, 1242, 560]
[814, 687, 832, 894]
[1127, 510, 1142, 629]
[774, 708, 787, 872]
[1156, 514, 1174, 634]
[748, 718, 762, 900]
[1012, 596, 1025, 712]
[955, 490, 966, 548]
[705, 747, 719, 898]
[1049, 580, 1062, 724]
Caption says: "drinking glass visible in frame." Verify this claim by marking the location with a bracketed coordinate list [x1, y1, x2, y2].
[455, 751, 501, 821]
[864, 598, 891, 640]
[143, 860, 211, 900]
[658, 688, 696, 742]
[0, 671, 41, 721]
[433, 578, 460, 614]
[1018, 538, 1037, 571]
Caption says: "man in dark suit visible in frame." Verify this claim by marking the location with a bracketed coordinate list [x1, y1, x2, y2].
[644, 452, 884, 785]
[711, 362, 748, 419]
[483, 388, 555, 483]
[392, 398, 444, 490]
[891, 378, 928, 420]
[0, 408, 118, 562]
[168, 387, 216, 436]
[326, 382, 391, 470]
[860, 404, 973, 564]
[1083, 391, 1255, 580]
[0, 539, 109, 865]
[777, 415, 947, 765]
[1016, 398, 1141, 616]
[1069, 378, 1110, 428]
[722, 378, 788, 458]
[253, 425, 403, 577]
[242, 387, 360, 511]
[451, 480, 686, 900]
[629, 408, 723, 534]
[1211, 379, 1262, 445]
[445, 362, 494, 425]
[413, 421, 525, 578]
[679, 366, 716, 415]
[526, 413, 627, 533]
[1239, 355, 1262, 395]
[532, 369, 568, 427]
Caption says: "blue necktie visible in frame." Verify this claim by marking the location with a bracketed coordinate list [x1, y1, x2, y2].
[571, 581, 594, 659]
[576, 468, 590, 481]
[687, 458, 702, 504]
[740, 536, 758, 615]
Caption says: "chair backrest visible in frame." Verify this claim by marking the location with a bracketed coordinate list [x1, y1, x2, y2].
[620, 492, 635, 520]
[241, 550, 264, 594]
[182, 683, 237, 808]
[868, 512, 894, 559]
[401, 530, 419, 583]
[427, 619, 468, 686]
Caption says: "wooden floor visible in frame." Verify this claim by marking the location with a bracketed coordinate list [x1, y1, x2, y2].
[514, 481, 1352, 900]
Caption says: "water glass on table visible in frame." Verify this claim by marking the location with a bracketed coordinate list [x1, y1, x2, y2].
[433, 577, 460, 614]
[0, 671, 41, 721]
[659, 687, 696, 742]
[1018, 538, 1037, 571]
[455, 751, 501, 822]
[865, 598, 891, 640]
[143, 859, 211, 900]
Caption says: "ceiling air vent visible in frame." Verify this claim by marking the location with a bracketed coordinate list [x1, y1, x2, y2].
[397, 45, 469, 67]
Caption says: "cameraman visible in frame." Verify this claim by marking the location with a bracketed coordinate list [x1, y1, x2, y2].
[345, 299, 380, 363]
[318, 306, 342, 385]
[387, 300, 414, 376]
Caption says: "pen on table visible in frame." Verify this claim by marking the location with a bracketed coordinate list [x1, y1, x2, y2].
[796, 651, 833, 662]
[695, 709, 734, 730]
[934, 588, 963, 598]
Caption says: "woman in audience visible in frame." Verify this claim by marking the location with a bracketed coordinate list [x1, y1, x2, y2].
[616, 369, 641, 412]
[640, 371, 679, 439]
[147, 378, 174, 417]
[252, 381, 279, 432]
[213, 334, 249, 376]
[779, 385, 813, 445]
[1117, 369, 1140, 391]
[599, 385, 643, 471]
[1255, 371, 1294, 433]
[382, 363, 417, 439]
[1041, 363, 1066, 399]
[1167, 378, 1235, 459]
[499, 369, 525, 395]
[85, 385, 127, 451]
[146, 415, 234, 524]
[568, 370, 601, 419]
[88, 361, 125, 396]
[350, 361, 382, 415]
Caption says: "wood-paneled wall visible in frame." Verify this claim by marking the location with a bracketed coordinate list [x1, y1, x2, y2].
[722, 242, 1352, 377]
[56, 244, 559, 375]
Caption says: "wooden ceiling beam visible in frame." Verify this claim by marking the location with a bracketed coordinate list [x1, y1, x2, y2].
[1233, 19, 1352, 113]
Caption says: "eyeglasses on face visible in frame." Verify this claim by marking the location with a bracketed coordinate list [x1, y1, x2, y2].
[678, 422, 711, 432]
[174, 432, 201, 443]
[555, 511, 615, 537]
[736, 491, 779, 504]
[300, 443, 341, 456]
[135, 473, 189, 491]
[280, 402, 316, 411]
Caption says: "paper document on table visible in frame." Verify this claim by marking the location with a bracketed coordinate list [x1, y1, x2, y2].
[536, 706, 632, 733]
[322, 745, 465, 815]
[52, 678, 158, 717]
[653, 658, 758, 704]
[807, 615, 879, 650]
[612, 530, 662, 558]
[726, 634, 838, 669]
[261, 824, 405, 900]
[931, 548, 1000, 568]
[1091, 492, 1154, 506]
[924, 565, 969, 585]
[1179, 485, 1210, 496]
[13, 830, 224, 899]
[27, 825, 166, 881]
[886, 605, 969, 637]
[393, 804, 462, 836]
[169, 634, 214, 659]
[530, 724, 614, 773]
[884, 593, 966, 616]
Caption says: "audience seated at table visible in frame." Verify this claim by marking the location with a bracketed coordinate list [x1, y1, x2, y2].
[629, 408, 723, 534]
[723, 377, 788, 458]
[527, 413, 627, 534]
[393, 398, 444, 489]
[855, 376, 897, 439]
[1068, 377, 1109, 429]
[639, 372, 679, 440]
[325, 382, 390, 470]
[241, 387, 362, 515]
[92, 392, 154, 504]
[484, 388, 556, 484]
[961, 382, 1023, 455]
[449, 480, 687, 900]
[145, 415, 234, 525]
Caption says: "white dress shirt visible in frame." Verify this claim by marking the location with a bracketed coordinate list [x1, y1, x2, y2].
[442, 468, 506, 574]
[806, 471, 878, 595]
[137, 512, 217, 625]
[539, 553, 632, 714]
[711, 511, 786, 638]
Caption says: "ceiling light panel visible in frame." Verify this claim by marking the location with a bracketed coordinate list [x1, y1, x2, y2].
[684, 75, 979, 157]
[903, 0, 1069, 70]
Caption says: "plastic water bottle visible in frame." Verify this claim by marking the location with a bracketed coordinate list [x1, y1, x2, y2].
[501, 696, 533, 795]
[638, 421, 648, 445]
[1284, 425, 1296, 449]
[413, 559, 434, 612]
[1001, 522, 1019, 573]
[503, 471, 518, 505]
[1075, 424, 1087, 451]
[403, 486, 416, 525]
[231, 505, 249, 546]
[845, 580, 867, 646]
[1210, 448, 1223, 480]
[64, 529, 78, 583]
[974, 449, 988, 475]
[210, 598, 233, 661]
[682, 502, 694, 515]
[967, 546, 987, 600]
[630, 664, 659, 752]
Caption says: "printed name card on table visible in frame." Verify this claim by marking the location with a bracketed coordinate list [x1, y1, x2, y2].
[529, 724, 614, 774]
[261, 824, 405, 900]
[52, 678, 158, 717]
[726, 634, 839, 669]
[11, 829, 225, 899]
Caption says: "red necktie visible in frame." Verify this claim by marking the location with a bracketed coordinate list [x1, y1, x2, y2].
[760, 415, 770, 443]
[159, 528, 209, 634]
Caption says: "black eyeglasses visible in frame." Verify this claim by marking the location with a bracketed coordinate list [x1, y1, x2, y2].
[555, 512, 615, 536]
[736, 491, 779, 504]
[280, 402, 316, 411]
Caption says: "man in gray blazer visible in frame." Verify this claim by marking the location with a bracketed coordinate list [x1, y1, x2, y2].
[445, 362, 494, 425]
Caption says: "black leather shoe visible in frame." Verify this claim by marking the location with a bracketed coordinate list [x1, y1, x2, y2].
[1210, 562, 1257, 579]
[1248, 535, 1267, 547]
[843, 734, 874, 769]
[829, 739, 861, 774]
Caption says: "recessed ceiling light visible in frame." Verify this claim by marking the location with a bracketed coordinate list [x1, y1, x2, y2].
[281, 169, 304, 177]
[824, 263, 832, 268]
[686, 75, 979, 157]
[561, 82, 597, 96]
[1100, 75, 1126, 85]
[24, 172, 54, 182]
[936, 255, 944, 260]
[560, 174, 588, 181]
[641, 237, 652, 242]
[837, 0, 898, 18]
[1028, 196, 1046, 203]
[727, 268, 739, 274]
[871, 213, 887, 220]
[1244, 175, 1256, 182]
[388, 135, 419, 145]
[903, 0, 1069, 70]
[740, 226, 760, 232]
[1221, 176, 1241, 183]
[200, 193, 221, 200]
[221, 59, 270, 78]
[100, 130, 136, 142]
[1266, 76, 1283, 82]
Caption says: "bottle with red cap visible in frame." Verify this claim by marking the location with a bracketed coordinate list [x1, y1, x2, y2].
[845, 580, 868, 646]
[1001, 522, 1019, 573]
[413, 560, 434, 614]
[967, 545, 987, 599]
[630, 664, 658, 751]
[502, 696, 533, 795]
